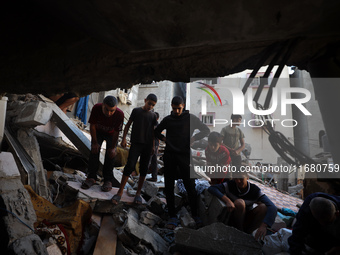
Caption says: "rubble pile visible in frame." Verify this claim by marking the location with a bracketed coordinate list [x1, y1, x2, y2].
[0, 95, 303, 254]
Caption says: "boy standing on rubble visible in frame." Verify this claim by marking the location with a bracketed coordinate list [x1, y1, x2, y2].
[112, 93, 158, 204]
[154, 96, 210, 229]
[208, 170, 277, 240]
[82, 95, 124, 192]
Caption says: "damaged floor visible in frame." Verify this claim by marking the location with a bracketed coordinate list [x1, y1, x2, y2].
[0, 94, 303, 255]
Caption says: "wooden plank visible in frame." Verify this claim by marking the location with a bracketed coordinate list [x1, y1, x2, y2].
[93, 215, 117, 255]
[91, 213, 102, 227]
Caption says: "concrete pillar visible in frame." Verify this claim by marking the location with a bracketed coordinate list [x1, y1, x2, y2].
[17, 129, 50, 200]
[290, 70, 311, 184]
[290, 70, 311, 158]
[0, 96, 8, 148]
[308, 55, 340, 165]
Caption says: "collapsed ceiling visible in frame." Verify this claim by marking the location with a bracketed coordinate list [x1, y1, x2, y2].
[1, 0, 340, 95]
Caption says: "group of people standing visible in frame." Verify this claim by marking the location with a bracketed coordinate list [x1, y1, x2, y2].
[79, 93, 339, 254]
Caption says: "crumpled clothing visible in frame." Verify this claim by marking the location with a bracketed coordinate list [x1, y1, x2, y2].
[36, 220, 69, 255]
[176, 179, 210, 195]
[25, 185, 92, 255]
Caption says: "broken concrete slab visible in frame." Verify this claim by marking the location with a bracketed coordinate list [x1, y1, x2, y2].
[0, 153, 36, 242]
[14, 101, 52, 127]
[146, 196, 166, 215]
[67, 181, 146, 203]
[173, 222, 262, 255]
[141, 181, 159, 197]
[120, 208, 168, 254]
[39, 95, 92, 157]
[140, 211, 162, 228]
[178, 206, 196, 229]
[17, 128, 50, 200]
[0, 152, 21, 178]
[8, 234, 48, 255]
[0, 152, 46, 254]
[145, 174, 165, 189]
[198, 189, 230, 226]
[4, 127, 37, 190]
[0, 187, 37, 244]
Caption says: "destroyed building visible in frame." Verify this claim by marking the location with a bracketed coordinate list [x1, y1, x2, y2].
[1, 1, 340, 254]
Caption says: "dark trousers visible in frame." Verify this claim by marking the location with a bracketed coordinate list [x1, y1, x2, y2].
[123, 143, 153, 177]
[163, 152, 198, 218]
[88, 131, 115, 182]
[149, 144, 158, 179]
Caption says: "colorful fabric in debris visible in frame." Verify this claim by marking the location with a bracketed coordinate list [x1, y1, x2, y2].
[35, 220, 69, 255]
[25, 185, 92, 255]
[249, 180, 303, 213]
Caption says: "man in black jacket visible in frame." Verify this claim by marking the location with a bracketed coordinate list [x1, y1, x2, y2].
[288, 192, 340, 254]
[155, 96, 210, 229]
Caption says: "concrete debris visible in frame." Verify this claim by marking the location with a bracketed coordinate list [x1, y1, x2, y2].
[3, 127, 37, 189]
[8, 234, 48, 255]
[146, 196, 166, 215]
[127, 187, 137, 197]
[1, 94, 310, 255]
[140, 211, 162, 228]
[178, 206, 196, 229]
[17, 128, 50, 200]
[198, 189, 230, 226]
[0, 152, 47, 254]
[172, 222, 262, 255]
[14, 101, 52, 127]
[288, 183, 304, 196]
[119, 208, 168, 254]
[141, 180, 159, 197]
[112, 209, 128, 225]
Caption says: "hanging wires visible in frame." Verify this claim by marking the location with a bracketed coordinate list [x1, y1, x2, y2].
[242, 37, 317, 166]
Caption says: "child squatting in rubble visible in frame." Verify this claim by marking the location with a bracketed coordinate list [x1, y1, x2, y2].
[208, 169, 277, 241]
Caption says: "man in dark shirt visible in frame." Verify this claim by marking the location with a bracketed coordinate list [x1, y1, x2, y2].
[154, 96, 210, 229]
[112, 93, 157, 204]
[288, 192, 340, 254]
[81, 95, 124, 192]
